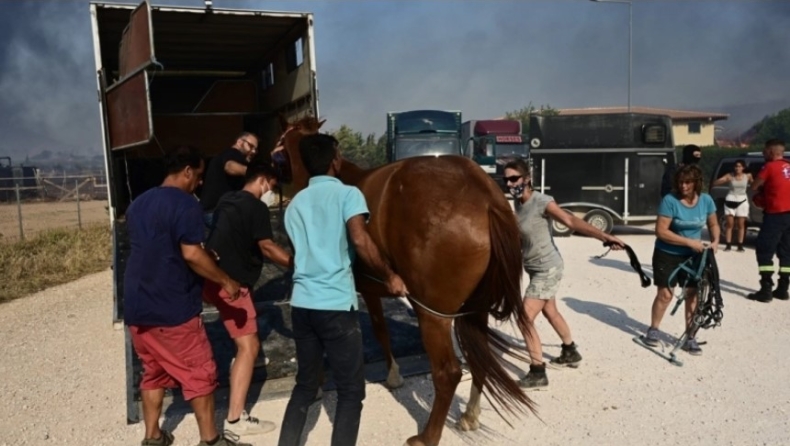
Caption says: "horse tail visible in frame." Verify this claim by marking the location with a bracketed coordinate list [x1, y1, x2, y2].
[454, 203, 536, 419]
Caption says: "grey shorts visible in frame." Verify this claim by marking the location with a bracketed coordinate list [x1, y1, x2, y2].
[524, 265, 564, 300]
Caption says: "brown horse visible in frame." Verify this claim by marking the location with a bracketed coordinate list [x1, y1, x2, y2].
[276, 116, 536, 446]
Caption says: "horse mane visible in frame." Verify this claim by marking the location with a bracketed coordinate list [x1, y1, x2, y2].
[288, 115, 325, 135]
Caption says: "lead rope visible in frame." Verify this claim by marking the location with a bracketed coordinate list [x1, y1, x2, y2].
[359, 273, 479, 319]
[594, 242, 652, 288]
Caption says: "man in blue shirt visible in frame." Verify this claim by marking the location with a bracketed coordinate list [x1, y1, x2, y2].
[124, 146, 248, 446]
[278, 134, 408, 446]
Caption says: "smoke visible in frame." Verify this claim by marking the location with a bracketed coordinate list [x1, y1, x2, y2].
[0, 0, 788, 160]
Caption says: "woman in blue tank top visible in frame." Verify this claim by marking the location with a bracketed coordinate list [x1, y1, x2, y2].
[641, 165, 720, 355]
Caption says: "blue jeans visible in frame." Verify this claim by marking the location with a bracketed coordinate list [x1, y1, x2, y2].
[278, 307, 365, 446]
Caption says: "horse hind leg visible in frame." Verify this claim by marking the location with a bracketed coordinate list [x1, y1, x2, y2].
[362, 294, 404, 389]
[406, 312, 461, 446]
[456, 315, 485, 432]
[456, 382, 482, 432]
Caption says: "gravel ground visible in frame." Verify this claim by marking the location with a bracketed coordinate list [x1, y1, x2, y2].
[1, 228, 788, 446]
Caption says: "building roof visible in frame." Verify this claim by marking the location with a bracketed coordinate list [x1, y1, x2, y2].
[555, 107, 729, 122]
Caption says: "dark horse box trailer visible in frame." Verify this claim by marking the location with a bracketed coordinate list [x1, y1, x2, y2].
[527, 113, 676, 236]
[91, 0, 425, 422]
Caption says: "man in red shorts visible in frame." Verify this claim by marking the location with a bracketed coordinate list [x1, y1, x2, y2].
[204, 163, 293, 438]
[123, 146, 248, 446]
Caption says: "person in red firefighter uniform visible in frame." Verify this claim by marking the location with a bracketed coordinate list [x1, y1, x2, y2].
[748, 139, 790, 303]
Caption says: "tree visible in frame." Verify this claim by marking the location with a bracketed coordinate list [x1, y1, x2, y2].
[504, 102, 559, 133]
[748, 107, 790, 147]
[330, 125, 386, 169]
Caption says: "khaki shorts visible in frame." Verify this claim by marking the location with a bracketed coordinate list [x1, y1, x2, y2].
[524, 265, 564, 300]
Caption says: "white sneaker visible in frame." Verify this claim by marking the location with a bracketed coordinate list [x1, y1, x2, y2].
[225, 411, 276, 436]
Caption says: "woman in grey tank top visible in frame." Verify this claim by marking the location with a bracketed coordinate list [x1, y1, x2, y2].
[503, 159, 626, 390]
[712, 159, 753, 251]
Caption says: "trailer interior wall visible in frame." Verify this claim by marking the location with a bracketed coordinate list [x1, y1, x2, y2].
[92, 2, 317, 217]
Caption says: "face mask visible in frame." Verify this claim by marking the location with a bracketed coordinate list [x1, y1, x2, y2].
[509, 183, 527, 197]
[261, 185, 277, 206]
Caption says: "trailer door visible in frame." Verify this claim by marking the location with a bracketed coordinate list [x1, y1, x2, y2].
[100, 0, 156, 151]
[630, 154, 666, 216]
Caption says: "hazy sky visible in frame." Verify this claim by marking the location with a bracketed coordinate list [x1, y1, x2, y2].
[0, 0, 788, 158]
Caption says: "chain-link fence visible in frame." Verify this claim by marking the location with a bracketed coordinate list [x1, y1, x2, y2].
[0, 174, 109, 242]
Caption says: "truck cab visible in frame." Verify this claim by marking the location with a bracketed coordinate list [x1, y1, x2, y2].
[386, 110, 462, 162]
[462, 120, 529, 189]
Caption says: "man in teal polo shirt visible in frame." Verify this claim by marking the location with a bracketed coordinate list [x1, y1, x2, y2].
[278, 133, 408, 446]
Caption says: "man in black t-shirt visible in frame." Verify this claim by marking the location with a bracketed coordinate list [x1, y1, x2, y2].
[200, 131, 259, 227]
[204, 163, 293, 439]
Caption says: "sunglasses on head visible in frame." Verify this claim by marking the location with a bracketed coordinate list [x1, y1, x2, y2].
[503, 175, 523, 184]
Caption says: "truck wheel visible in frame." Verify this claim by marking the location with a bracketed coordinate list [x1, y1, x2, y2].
[583, 209, 614, 234]
[551, 209, 575, 237]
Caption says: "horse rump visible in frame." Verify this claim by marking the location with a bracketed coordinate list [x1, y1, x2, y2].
[454, 203, 536, 420]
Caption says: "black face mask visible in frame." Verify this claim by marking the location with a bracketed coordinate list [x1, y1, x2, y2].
[682, 145, 701, 165]
[509, 183, 527, 197]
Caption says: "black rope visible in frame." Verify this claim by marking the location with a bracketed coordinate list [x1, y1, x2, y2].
[697, 250, 724, 330]
[594, 242, 652, 288]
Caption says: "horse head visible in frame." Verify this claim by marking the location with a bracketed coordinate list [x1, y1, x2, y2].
[274, 114, 325, 195]
[276, 115, 368, 193]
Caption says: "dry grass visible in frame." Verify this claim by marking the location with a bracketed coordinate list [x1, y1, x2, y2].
[0, 223, 112, 303]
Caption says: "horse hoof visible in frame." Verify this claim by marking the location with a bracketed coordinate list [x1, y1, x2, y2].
[456, 415, 480, 431]
[386, 374, 405, 389]
[404, 436, 427, 446]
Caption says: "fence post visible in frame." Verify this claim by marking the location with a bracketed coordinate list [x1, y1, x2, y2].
[15, 184, 24, 240]
[76, 179, 82, 230]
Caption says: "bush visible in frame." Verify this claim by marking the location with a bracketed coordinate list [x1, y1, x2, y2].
[0, 224, 111, 303]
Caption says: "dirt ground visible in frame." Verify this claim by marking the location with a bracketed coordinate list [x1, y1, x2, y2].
[0, 228, 788, 446]
[0, 200, 109, 241]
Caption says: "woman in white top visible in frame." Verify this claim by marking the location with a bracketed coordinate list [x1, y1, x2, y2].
[712, 159, 753, 252]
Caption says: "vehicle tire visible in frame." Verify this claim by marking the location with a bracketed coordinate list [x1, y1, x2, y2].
[551, 209, 575, 237]
[583, 209, 614, 234]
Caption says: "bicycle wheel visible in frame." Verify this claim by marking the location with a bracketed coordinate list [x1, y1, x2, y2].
[690, 270, 712, 336]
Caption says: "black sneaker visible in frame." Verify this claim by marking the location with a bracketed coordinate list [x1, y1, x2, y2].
[550, 342, 582, 368]
[518, 364, 548, 389]
[737, 245, 745, 252]
[724, 245, 732, 252]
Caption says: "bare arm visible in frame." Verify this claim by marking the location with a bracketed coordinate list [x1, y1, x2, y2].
[706, 212, 720, 250]
[258, 238, 293, 269]
[224, 160, 247, 176]
[655, 216, 704, 252]
[181, 243, 240, 298]
[711, 173, 731, 187]
[545, 202, 625, 249]
[346, 215, 409, 296]
[751, 175, 765, 191]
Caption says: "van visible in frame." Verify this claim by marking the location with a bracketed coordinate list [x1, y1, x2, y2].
[709, 152, 790, 228]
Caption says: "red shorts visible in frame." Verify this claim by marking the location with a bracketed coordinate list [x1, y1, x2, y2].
[129, 316, 217, 401]
[202, 280, 257, 339]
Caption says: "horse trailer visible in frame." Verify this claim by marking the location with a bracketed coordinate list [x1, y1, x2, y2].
[90, 0, 321, 422]
[527, 113, 676, 235]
